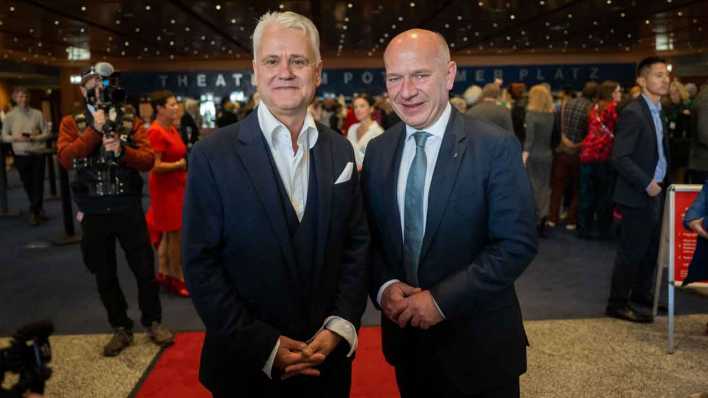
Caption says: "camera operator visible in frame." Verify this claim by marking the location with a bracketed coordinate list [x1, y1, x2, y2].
[56, 65, 174, 357]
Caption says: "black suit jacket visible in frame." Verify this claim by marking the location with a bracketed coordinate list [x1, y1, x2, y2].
[182, 109, 369, 392]
[362, 110, 538, 394]
[612, 97, 670, 208]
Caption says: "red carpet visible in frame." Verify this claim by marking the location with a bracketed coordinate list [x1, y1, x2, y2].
[135, 327, 398, 397]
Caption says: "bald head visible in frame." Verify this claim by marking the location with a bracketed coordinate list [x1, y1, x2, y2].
[384, 29, 450, 67]
[382, 28, 457, 130]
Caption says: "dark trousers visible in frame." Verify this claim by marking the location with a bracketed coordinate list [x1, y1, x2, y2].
[608, 198, 664, 308]
[548, 153, 579, 225]
[393, 335, 520, 398]
[81, 207, 161, 329]
[14, 154, 45, 215]
[578, 162, 614, 237]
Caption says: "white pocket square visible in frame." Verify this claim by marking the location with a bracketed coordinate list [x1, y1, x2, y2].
[335, 162, 353, 184]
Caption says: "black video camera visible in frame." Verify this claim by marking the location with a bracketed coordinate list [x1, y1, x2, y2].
[0, 321, 53, 398]
[83, 62, 128, 138]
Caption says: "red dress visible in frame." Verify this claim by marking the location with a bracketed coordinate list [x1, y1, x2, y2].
[147, 121, 187, 233]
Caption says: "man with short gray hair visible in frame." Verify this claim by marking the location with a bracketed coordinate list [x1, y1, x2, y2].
[183, 11, 369, 397]
[1, 87, 50, 225]
[465, 82, 514, 133]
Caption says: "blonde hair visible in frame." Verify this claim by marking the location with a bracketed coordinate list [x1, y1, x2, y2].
[670, 80, 690, 103]
[252, 11, 321, 63]
[526, 84, 554, 113]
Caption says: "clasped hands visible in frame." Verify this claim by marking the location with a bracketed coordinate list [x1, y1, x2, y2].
[381, 281, 443, 330]
[274, 329, 341, 380]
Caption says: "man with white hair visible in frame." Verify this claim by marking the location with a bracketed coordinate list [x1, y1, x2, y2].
[183, 11, 369, 397]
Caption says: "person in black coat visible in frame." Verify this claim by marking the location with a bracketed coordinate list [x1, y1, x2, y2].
[182, 11, 369, 398]
[606, 57, 671, 323]
[363, 29, 537, 398]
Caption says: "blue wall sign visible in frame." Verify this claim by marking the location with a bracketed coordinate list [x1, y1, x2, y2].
[121, 63, 635, 101]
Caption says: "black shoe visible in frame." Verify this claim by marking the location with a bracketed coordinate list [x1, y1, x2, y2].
[632, 299, 668, 314]
[103, 327, 134, 357]
[605, 305, 654, 323]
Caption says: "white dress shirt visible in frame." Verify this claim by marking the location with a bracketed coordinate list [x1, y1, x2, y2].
[346, 120, 384, 168]
[376, 104, 452, 316]
[257, 103, 358, 378]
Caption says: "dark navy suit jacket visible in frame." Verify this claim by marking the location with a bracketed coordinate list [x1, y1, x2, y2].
[362, 109, 537, 394]
[182, 109, 369, 392]
[612, 97, 670, 208]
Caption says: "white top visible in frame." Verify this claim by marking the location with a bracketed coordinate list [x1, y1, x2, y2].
[1, 106, 49, 155]
[258, 102, 318, 221]
[346, 120, 384, 168]
[256, 102, 357, 377]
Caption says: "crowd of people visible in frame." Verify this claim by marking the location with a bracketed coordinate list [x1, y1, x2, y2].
[2, 9, 708, 398]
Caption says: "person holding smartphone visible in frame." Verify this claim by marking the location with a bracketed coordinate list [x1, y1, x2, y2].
[0, 87, 50, 225]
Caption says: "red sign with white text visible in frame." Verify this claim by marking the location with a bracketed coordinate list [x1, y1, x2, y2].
[674, 190, 700, 284]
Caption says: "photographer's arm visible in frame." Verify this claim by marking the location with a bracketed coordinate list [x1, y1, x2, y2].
[57, 116, 102, 169]
[119, 122, 155, 172]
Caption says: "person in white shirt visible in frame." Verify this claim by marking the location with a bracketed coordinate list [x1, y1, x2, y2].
[1, 87, 50, 225]
[346, 94, 384, 169]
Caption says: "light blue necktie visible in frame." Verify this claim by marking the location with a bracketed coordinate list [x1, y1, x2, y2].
[403, 131, 431, 287]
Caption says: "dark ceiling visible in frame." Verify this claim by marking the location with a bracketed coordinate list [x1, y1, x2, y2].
[0, 0, 706, 65]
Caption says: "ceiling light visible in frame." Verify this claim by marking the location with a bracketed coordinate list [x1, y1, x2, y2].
[215, 4, 221, 10]
[54, 20, 60, 25]
[124, 41, 129, 46]
[409, 2, 415, 7]
[510, 14, 515, 20]
[478, 1, 483, 6]
[115, 20, 121, 24]
[135, 27, 140, 32]
[145, 4, 151, 10]
[279, 4, 284, 9]
[398, 16, 403, 21]
[185, 26, 190, 31]
[347, 3, 353, 8]
[231, 18, 236, 23]
[81, 5, 86, 11]
[9, 6, 15, 12]
[170, 19, 176, 24]
[645, 19, 650, 24]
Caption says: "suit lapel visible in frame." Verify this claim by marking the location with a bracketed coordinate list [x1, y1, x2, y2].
[311, 127, 333, 274]
[385, 125, 407, 263]
[233, 111, 298, 280]
[420, 110, 467, 261]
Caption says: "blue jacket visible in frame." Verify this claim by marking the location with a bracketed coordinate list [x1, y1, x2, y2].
[683, 181, 708, 229]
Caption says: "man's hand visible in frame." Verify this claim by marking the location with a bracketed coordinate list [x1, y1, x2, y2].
[646, 180, 662, 197]
[93, 109, 106, 132]
[381, 282, 421, 324]
[282, 329, 341, 379]
[688, 218, 708, 239]
[273, 336, 323, 379]
[16, 133, 31, 142]
[396, 290, 444, 330]
[103, 136, 122, 156]
[522, 151, 529, 166]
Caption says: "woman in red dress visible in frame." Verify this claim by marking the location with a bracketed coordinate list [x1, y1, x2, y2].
[146, 90, 189, 297]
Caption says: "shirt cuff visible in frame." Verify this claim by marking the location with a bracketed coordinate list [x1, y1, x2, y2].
[262, 339, 280, 379]
[430, 293, 446, 320]
[322, 316, 358, 357]
[376, 279, 400, 307]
